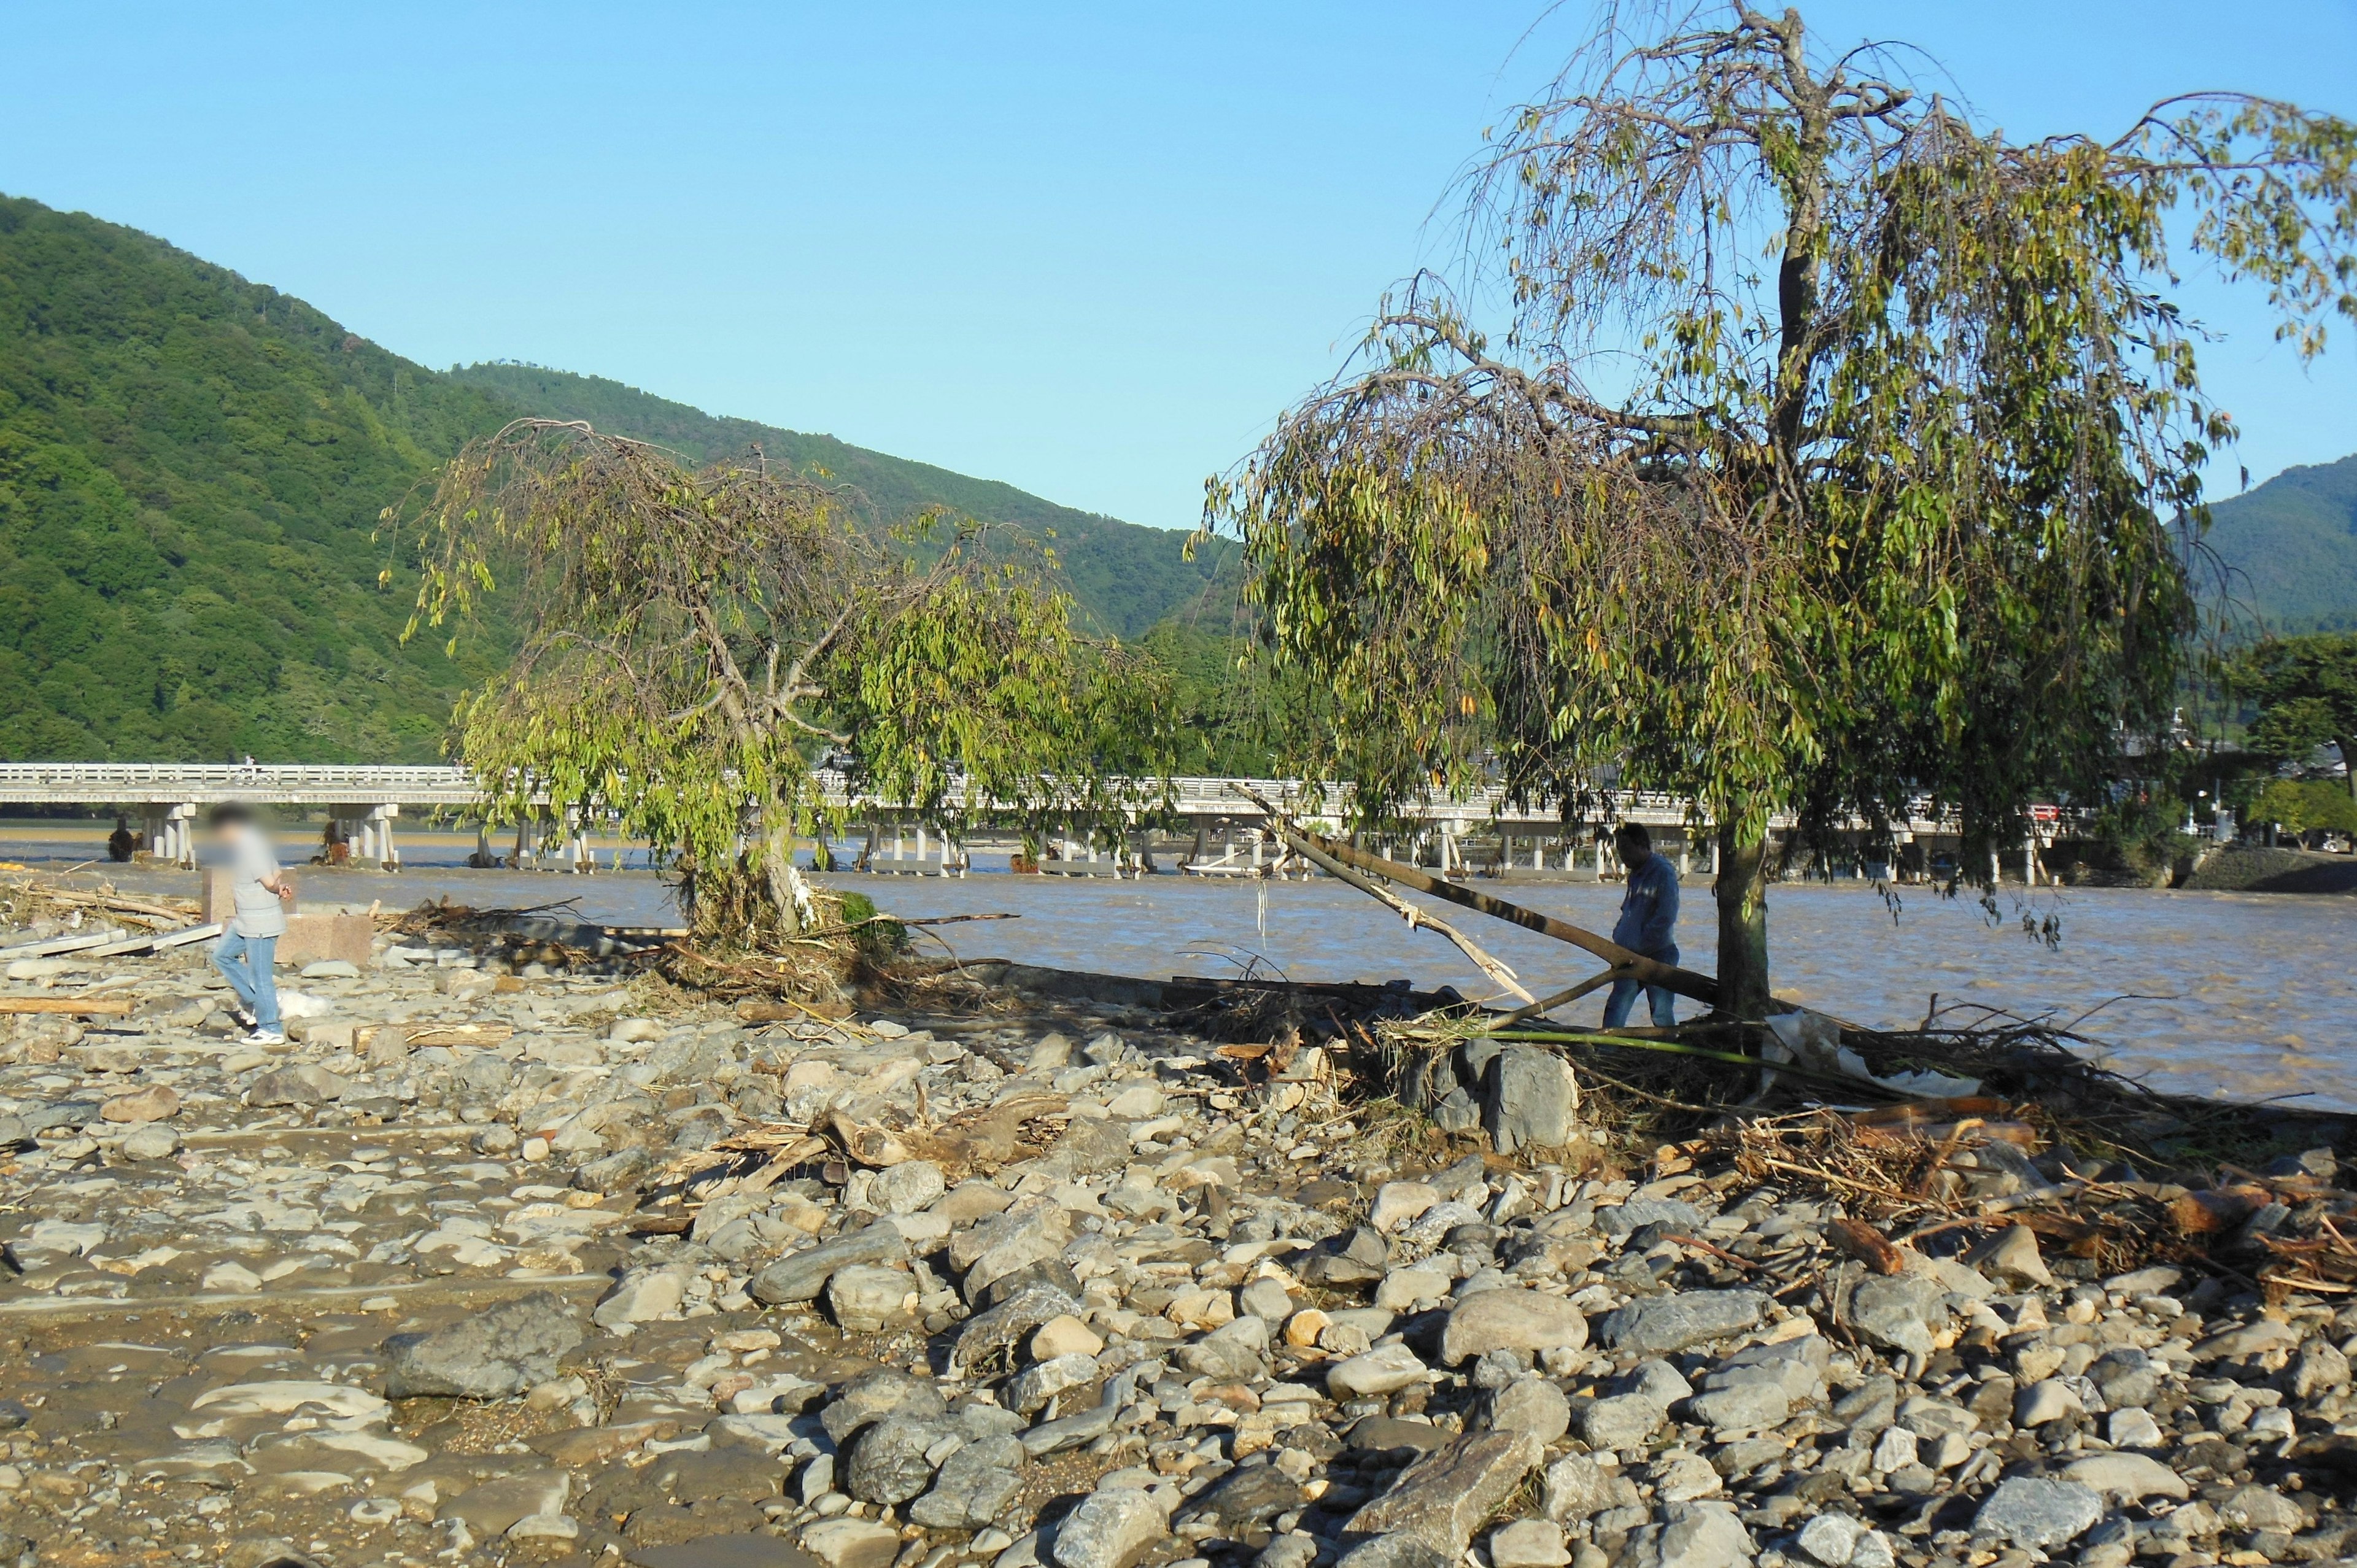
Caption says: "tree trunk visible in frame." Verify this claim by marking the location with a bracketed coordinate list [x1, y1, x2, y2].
[759, 805, 805, 937]
[2342, 736, 2356, 805]
[1714, 821, 1773, 1018]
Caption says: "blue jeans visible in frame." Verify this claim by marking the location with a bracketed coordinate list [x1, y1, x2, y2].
[212, 930, 280, 1030]
[1603, 946, 1677, 1029]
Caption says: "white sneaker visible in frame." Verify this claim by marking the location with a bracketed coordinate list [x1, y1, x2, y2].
[239, 1028, 286, 1046]
[230, 1007, 257, 1029]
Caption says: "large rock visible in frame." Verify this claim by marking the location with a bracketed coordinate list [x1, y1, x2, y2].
[845, 1414, 962, 1505]
[1972, 1478, 2103, 1548]
[1006, 1353, 1101, 1415]
[1178, 1465, 1306, 1542]
[1328, 1344, 1430, 1399]
[99, 1084, 180, 1123]
[950, 1281, 1086, 1377]
[1686, 1381, 1792, 1432]
[908, 1433, 1028, 1529]
[384, 1292, 584, 1399]
[802, 1517, 904, 1568]
[1346, 1431, 1544, 1557]
[821, 1369, 948, 1444]
[1053, 1486, 1170, 1568]
[1620, 1500, 1754, 1568]
[246, 1064, 347, 1106]
[1598, 1291, 1765, 1355]
[2060, 1453, 2189, 1503]
[592, 1267, 687, 1329]
[1483, 1048, 1579, 1154]
[1488, 1377, 1571, 1444]
[1541, 1454, 1620, 1522]
[1441, 1289, 1588, 1367]
[1577, 1393, 1666, 1450]
[749, 1224, 907, 1305]
[869, 1160, 946, 1215]
[1847, 1273, 1951, 1359]
[827, 1265, 917, 1333]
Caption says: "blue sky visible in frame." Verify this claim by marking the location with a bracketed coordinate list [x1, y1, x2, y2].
[5, 1, 2354, 530]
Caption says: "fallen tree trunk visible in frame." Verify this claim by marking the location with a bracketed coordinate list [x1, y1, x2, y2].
[1247, 801, 1720, 1009]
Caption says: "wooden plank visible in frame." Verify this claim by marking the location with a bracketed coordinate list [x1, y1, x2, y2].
[0, 928, 128, 960]
[0, 996, 134, 1016]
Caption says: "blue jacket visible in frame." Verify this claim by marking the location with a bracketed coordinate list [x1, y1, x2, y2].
[1612, 852, 1680, 956]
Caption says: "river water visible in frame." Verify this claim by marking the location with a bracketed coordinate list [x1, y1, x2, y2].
[9, 824, 2351, 1111]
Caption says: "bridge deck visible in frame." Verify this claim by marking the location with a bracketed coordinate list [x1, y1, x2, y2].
[0, 763, 1965, 835]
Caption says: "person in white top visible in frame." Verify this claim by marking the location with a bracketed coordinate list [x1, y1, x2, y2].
[206, 803, 293, 1045]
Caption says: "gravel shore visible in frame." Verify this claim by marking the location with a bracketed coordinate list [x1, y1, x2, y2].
[0, 916, 2351, 1568]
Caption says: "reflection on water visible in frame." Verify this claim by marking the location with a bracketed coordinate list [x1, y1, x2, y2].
[12, 826, 2350, 1109]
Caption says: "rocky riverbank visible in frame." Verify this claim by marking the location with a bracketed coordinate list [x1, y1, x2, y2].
[1, 914, 2354, 1568]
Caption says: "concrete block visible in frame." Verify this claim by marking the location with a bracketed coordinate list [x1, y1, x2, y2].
[288, 1018, 357, 1051]
[276, 913, 373, 968]
[200, 868, 235, 925]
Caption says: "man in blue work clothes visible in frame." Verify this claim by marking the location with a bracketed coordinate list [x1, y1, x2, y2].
[1603, 823, 1679, 1029]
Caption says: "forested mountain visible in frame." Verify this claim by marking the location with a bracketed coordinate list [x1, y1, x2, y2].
[2205, 454, 2357, 634]
[0, 195, 1228, 762]
[449, 364, 1231, 639]
[0, 196, 514, 762]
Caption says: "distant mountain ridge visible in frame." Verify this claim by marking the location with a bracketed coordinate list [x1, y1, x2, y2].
[2205, 452, 2357, 634]
[449, 363, 1231, 640]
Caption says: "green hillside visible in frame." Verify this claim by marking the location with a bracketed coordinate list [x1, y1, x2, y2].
[0, 194, 1235, 763]
[0, 196, 514, 762]
[450, 363, 1231, 639]
[2205, 454, 2357, 634]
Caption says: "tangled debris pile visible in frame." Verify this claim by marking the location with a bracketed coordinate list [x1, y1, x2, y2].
[0, 910, 2354, 1568]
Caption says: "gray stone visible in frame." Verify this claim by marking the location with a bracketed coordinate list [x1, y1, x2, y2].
[1596, 1197, 1705, 1239]
[2060, 1453, 2188, 1503]
[1336, 1540, 1452, 1568]
[910, 1432, 1028, 1529]
[1177, 1334, 1264, 1383]
[1686, 1381, 1791, 1432]
[1794, 1513, 1868, 1567]
[2219, 1484, 2307, 1534]
[1703, 1337, 1829, 1405]
[1620, 1500, 1753, 1568]
[1006, 1353, 1101, 1414]
[1240, 1278, 1296, 1323]
[572, 1146, 652, 1194]
[1972, 1478, 2103, 1548]
[1346, 1431, 1544, 1557]
[1490, 1519, 1571, 1568]
[1440, 1288, 1588, 1367]
[1598, 1290, 1765, 1354]
[1053, 1486, 1169, 1568]
[1846, 1273, 1949, 1358]
[951, 1281, 1088, 1377]
[1429, 1086, 1480, 1135]
[802, 1517, 904, 1568]
[869, 1160, 946, 1215]
[383, 1292, 584, 1399]
[821, 1368, 948, 1443]
[120, 1122, 182, 1160]
[1541, 1453, 1622, 1522]
[1177, 1465, 1306, 1539]
[1577, 1393, 1665, 1450]
[1302, 1226, 1390, 1288]
[846, 1413, 962, 1505]
[246, 1064, 346, 1106]
[2085, 1347, 2160, 1410]
[1488, 1377, 1571, 1444]
[1328, 1343, 1429, 1399]
[1484, 1048, 1579, 1154]
[750, 1223, 907, 1305]
[826, 1264, 915, 1333]
[1625, 1359, 1695, 1405]
[592, 1267, 686, 1329]
[1258, 1535, 1319, 1568]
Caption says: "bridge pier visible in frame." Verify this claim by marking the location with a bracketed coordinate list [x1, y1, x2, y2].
[142, 803, 197, 867]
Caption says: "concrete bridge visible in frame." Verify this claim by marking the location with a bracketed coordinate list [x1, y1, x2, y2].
[0, 762, 1994, 879]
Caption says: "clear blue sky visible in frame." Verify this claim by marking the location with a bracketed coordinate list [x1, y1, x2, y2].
[4, 2, 2353, 530]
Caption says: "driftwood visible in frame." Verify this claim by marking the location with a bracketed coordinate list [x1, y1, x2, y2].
[1253, 803, 1720, 1008]
[0, 996, 134, 1016]
[1237, 789, 1536, 1003]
